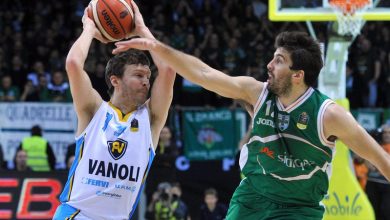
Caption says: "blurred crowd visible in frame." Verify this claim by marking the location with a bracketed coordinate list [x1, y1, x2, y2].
[0, 0, 389, 107]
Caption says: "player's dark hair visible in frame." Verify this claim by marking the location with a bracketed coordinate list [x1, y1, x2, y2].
[105, 49, 150, 96]
[275, 31, 323, 87]
[204, 188, 218, 197]
[31, 125, 42, 136]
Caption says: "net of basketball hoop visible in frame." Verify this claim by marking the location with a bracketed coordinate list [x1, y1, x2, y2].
[329, 0, 372, 37]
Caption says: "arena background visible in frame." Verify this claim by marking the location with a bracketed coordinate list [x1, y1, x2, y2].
[0, 0, 389, 219]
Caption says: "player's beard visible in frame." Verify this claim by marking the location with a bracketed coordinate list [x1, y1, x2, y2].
[267, 73, 292, 97]
[134, 90, 148, 107]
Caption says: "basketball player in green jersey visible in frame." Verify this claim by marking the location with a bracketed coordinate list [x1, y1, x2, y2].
[112, 32, 390, 219]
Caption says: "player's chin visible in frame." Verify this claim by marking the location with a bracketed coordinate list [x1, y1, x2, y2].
[136, 96, 148, 105]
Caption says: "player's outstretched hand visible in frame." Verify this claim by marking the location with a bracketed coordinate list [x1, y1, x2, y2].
[112, 38, 157, 54]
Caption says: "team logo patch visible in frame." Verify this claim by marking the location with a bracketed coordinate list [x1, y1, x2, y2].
[107, 138, 128, 160]
[277, 114, 290, 131]
[197, 125, 223, 149]
[297, 112, 309, 130]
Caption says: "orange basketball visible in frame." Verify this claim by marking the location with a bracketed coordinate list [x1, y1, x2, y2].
[87, 0, 134, 41]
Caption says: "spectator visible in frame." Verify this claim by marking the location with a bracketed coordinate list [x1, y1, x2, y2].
[352, 154, 368, 190]
[199, 188, 228, 220]
[151, 182, 190, 220]
[366, 124, 390, 220]
[346, 62, 365, 109]
[377, 49, 390, 107]
[47, 70, 71, 102]
[13, 148, 32, 172]
[65, 142, 76, 170]
[18, 125, 56, 171]
[20, 80, 39, 101]
[26, 61, 51, 87]
[223, 37, 246, 74]
[147, 126, 179, 204]
[146, 182, 172, 220]
[170, 182, 191, 220]
[350, 37, 377, 107]
[0, 75, 20, 101]
[9, 55, 27, 89]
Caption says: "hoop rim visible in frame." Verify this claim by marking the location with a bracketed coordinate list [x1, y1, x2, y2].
[329, 0, 371, 14]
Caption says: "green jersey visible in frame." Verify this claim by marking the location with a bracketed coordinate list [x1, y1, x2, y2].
[240, 84, 335, 205]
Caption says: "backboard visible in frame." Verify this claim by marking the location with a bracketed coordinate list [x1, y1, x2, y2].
[269, 0, 390, 21]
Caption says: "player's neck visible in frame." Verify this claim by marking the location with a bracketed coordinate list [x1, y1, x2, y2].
[278, 85, 310, 108]
[110, 97, 137, 115]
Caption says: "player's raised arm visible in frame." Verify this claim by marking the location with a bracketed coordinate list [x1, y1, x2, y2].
[65, 9, 108, 135]
[126, 1, 176, 148]
[113, 38, 263, 108]
[324, 104, 390, 181]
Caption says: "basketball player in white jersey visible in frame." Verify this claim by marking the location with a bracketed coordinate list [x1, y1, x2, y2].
[53, 2, 175, 219]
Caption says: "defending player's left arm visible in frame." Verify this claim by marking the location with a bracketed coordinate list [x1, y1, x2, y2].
[128, 1, 176, 149]
[324, 104, 390, 181]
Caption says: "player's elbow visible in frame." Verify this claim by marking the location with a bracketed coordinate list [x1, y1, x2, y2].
[65, 56, 83, 75]
[162, 67, 176, 79]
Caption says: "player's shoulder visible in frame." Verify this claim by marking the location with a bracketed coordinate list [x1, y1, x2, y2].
[237, 76, 265, 106]
[323, 103, 342, 119]
[323, 102, 354, 129]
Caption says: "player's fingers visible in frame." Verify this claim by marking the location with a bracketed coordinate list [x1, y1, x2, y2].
[116, 38, 155, 50]
[114, 40, 133, 46]
[112, 46, 128, 54]
[129, 0, 140, 15]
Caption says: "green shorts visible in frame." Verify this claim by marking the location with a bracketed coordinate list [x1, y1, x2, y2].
[226, 178, 325, 220]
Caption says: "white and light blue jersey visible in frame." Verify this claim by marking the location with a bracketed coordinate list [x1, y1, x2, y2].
[59, 102, 155, 220]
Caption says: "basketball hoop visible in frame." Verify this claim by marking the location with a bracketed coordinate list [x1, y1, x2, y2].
[329, 0, 371, 37]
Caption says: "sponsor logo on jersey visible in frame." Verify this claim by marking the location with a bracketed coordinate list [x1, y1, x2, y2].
[297, 112, 309, 130]
[260, 147, 274, 159]
[81, 177, 109, 188]
[107, 138, 128, 160]
[277, 152, 316, 171]
[89, 159, 140, 182]
[277, 113, 290, 131]
[197, 125, 223, 149]
[115, 184, 137, 192]
[256, 117, 275, 128]
[96, 190, 122, 199]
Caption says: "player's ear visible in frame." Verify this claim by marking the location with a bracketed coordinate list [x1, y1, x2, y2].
[292, 70, 304, 79]
[110, 75, 119, 87]
[292, 70, 305, 84]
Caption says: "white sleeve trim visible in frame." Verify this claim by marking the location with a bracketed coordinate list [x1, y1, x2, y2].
[317, 99, 335, 148]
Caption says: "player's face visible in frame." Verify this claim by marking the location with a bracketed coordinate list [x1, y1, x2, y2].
[205, 194, 217, 207]
[119, 64, 151, 106]
[266, 48, 294, 96]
